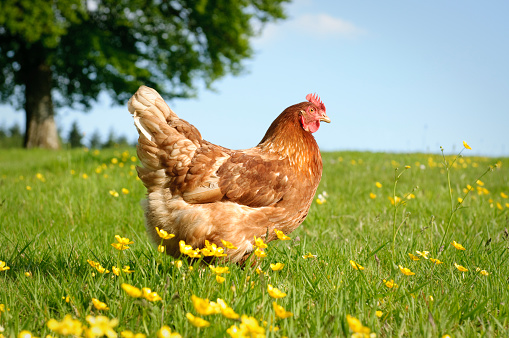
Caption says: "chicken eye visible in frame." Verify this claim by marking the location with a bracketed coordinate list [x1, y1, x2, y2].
[309, 108, 315, 113]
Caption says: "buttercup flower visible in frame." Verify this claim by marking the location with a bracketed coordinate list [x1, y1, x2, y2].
[121, 283, 142, 298]
[430, 258, 443, 265]
[254, 236, 267, 249]
[375, 182, 382, 188]
[267, 284, 286, 299]
[217, 299, 239, 319]
[86, 315, 118, 338]
[416, 250, 429, 259]
[463, 141, 472, 150]
[270, 263, 285, 271]
[201, 240, 227, 257]
[346, 315, 371, 335]
[142, 288, 162, 302]
[254, 248, 267, 258]
[349, 260, 364, 270]
[221, 239, 238, 250]
[0, 261, 10, 272]
[302, 252, 317, 259]
[216, 275, 226, 283]
[157, 325, 182, 338]
[179, 240, 201, 258]
[191, 295, 220, 316]
[451, 241, 466, 251]
[273, 302, 293, 319]
[47, 314, 83, 336]
[155, 227, 175, 240]
[454, 263, 468, 272]
[369, 193, 377, 199]
[408, 253, 420, 261]
[111, 235, 134, 250]
[383, 279, 398, 288]
[121, 330, 147, 338]
[375, 310, 383, 318]
[398, 265, 415, 276]
[92, 298, 109, 311]
[209, 266, 230, 274]
[274, 229, 291, 241]
[186, 313, 210, 328]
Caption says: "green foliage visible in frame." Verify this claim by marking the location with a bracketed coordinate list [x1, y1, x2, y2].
[0, 149, 508, 337]
[0, 0, 289, 110]
[67, 121, 84, 148]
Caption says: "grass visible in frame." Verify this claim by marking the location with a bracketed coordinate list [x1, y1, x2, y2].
[0, 146, 508, 337]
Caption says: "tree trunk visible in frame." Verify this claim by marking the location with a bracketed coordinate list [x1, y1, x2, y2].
[24, 58, 60, 149]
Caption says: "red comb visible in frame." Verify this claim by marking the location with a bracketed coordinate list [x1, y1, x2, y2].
[306, 93, 326, 113]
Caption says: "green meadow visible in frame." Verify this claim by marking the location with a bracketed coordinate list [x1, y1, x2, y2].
[0, 147, 508, 337]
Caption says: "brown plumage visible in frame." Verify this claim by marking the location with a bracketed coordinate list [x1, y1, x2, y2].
[128, 86, 330, 262]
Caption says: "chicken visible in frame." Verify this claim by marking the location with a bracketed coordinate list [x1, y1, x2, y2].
[128, 86, 330, 263]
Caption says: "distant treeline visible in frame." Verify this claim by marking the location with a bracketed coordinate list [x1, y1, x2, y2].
[0, 121, 135, 149]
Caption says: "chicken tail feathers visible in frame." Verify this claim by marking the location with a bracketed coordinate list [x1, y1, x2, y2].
[128, 86, 201, 181]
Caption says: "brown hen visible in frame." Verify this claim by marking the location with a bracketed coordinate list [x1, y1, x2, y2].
[128, 86, 330, 262]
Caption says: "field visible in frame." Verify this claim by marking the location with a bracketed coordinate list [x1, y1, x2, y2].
[1, 146, 508, 337]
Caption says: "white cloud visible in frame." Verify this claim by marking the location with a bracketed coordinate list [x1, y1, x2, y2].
[293, 14, 365, 38]
[254, 13, 365, 46]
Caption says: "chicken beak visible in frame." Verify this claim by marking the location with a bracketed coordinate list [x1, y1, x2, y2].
[320, 114, 331, 123]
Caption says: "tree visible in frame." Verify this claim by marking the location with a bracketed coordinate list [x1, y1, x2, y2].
[68, 120, 83, 148]
[0, 0, 288, 149]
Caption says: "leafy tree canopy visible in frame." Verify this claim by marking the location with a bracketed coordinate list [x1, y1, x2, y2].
[0, 0, 288, 147]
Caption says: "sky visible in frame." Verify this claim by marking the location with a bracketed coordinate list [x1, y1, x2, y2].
[1, 0, 508, 156]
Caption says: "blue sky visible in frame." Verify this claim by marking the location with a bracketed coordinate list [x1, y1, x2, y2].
[1, 0, 508, 156]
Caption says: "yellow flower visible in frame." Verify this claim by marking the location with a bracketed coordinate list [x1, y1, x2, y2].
[501, 192, 508, 199]
[142, 288, 162, 302]
[36, 173, 45, 182]
[216, 299, 239, 319]
[209, 266, 230, 274]
[0, 261, 10, 272]
[255, 267, 264, 275]
[112, 266, 120, 276]
[454, 263, 468, 272]
[26, 185, 32, 190]
[404, 165, 411, 169]
[186, 313, 210, 328]
[346, 315, 371, 334]
[122, 266, 134, 274]
[179, 240, 201, 258]
[82, 173, 89, 179]
[120, 330, 147, 338]
[451, 241, 466, 250]
[479, 269, 489, 276]
[239, 315, 265, 336]
[254, 236, 267, 249]
[254, 248, 267, 258]
[375, 310, 383, 318]
[302, 252, 316, 259]
[0, 303, 5, 313]
[157, 245, 165, 253]
[221, 239, 238, 249]
[416, 250, 429, 259]
[157, 326, 182, 338]
[383, 279, 398, 288]
[267, 284, 286, 299]
[398, 265, 415, 276]
[274, 229, 291, 240]
[85, 315, 118, 338]
[349, 260, 364, 270]
[270, 263, 285, 271]
[463, 141, 472, 150]
[92, 298, 109, 311]
[273, 302, 293, 319]
[121, 188, 129, 194]
[111, 235, 133, 250]
[121, 283, 142, 298]
[408, 253, 420, 261]
[369, 192, 377, 199]
[155, 227, 175, 240]
[375, 182, 382, 188]
[173, 260, 183, 269]
[457, 197, 463, 203]
[496, 202, 503, 210]
[18, 330, 36, 338]
[62, 295, 70, 303]
[47, 314, 83, 336]
[191, 295, 220, 316]
[476, 180, 484, 186]
[111, 158, 118, 164]
[430, 258, 443, 265]
[109, 190, 119, 197]
[202, 240, 227, 257]
[216, 275, 226, 283]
